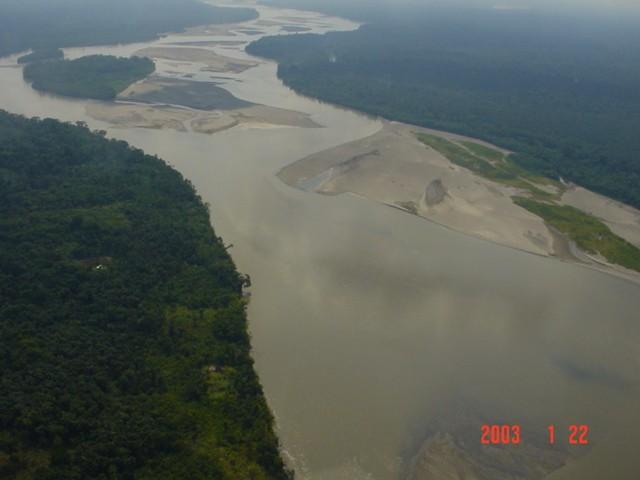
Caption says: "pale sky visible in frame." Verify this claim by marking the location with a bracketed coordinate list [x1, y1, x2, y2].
[398, 0, 640, 9]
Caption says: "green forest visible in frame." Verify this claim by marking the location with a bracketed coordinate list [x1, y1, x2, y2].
[0, 0, 257, 58]
[0, 111, 290, 479]
[247, 6, 640, 209]
[23, 55, 155, 100]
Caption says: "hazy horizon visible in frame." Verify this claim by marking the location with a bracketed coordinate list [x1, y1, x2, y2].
[261, 0, 640, 17]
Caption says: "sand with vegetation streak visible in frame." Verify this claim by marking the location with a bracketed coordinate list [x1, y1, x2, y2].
[279, 121, 640, 282]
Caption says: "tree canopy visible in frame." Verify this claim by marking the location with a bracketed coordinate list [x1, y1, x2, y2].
[23, 55, 155, 100]
[0, 111, 289, 480]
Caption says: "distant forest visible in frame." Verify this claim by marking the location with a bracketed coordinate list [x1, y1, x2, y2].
[17, 49, 64, 64]
[0, 0, 257, 58]
[0, 111, 289, 479]
[23, 55, 155, 100]
[249, 4, 640, 208]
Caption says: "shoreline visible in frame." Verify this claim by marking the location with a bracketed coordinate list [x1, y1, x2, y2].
[355, 190, 640, 287]
[277, 120, 640, 285]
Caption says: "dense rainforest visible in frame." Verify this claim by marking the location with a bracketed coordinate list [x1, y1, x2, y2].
[0, 0, 257, 58]
[0, 111, 290, 480]
[23, 55, 155, 101]
[249, 4, 640, 209]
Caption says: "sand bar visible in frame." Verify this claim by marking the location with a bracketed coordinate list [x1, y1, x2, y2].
[135, 46, 258, 73]
[278, 120, 640, 282]
[87, 99, 319, 134]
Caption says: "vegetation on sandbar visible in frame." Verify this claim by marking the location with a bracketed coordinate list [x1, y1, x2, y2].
[514, 197, 640, 272]
[23, 55, 155, 100]
[416, 133, 561, 200]
[416, 132, 640, 272]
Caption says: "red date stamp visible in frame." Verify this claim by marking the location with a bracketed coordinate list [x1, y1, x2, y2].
[481, 424, 589, 445]
[480, 424, 522, 444]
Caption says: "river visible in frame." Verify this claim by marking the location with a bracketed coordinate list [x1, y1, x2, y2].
[1, 3, 640, 479]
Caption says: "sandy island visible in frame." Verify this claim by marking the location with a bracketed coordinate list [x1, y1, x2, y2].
[82, 23, 322, 135]
[135, 46, 258, 73]
[87, 76, 319, 134]
[278, 121, 640, 281]
[87, 100, 319, 134]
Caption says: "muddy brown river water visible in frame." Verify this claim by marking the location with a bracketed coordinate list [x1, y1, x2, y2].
[2, 3, 640, 479]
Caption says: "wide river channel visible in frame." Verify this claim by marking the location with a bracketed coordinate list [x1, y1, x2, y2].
[1, 2, 639, 479]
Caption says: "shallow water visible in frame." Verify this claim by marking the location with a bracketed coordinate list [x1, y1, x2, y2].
[2, 4, 640, 478]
